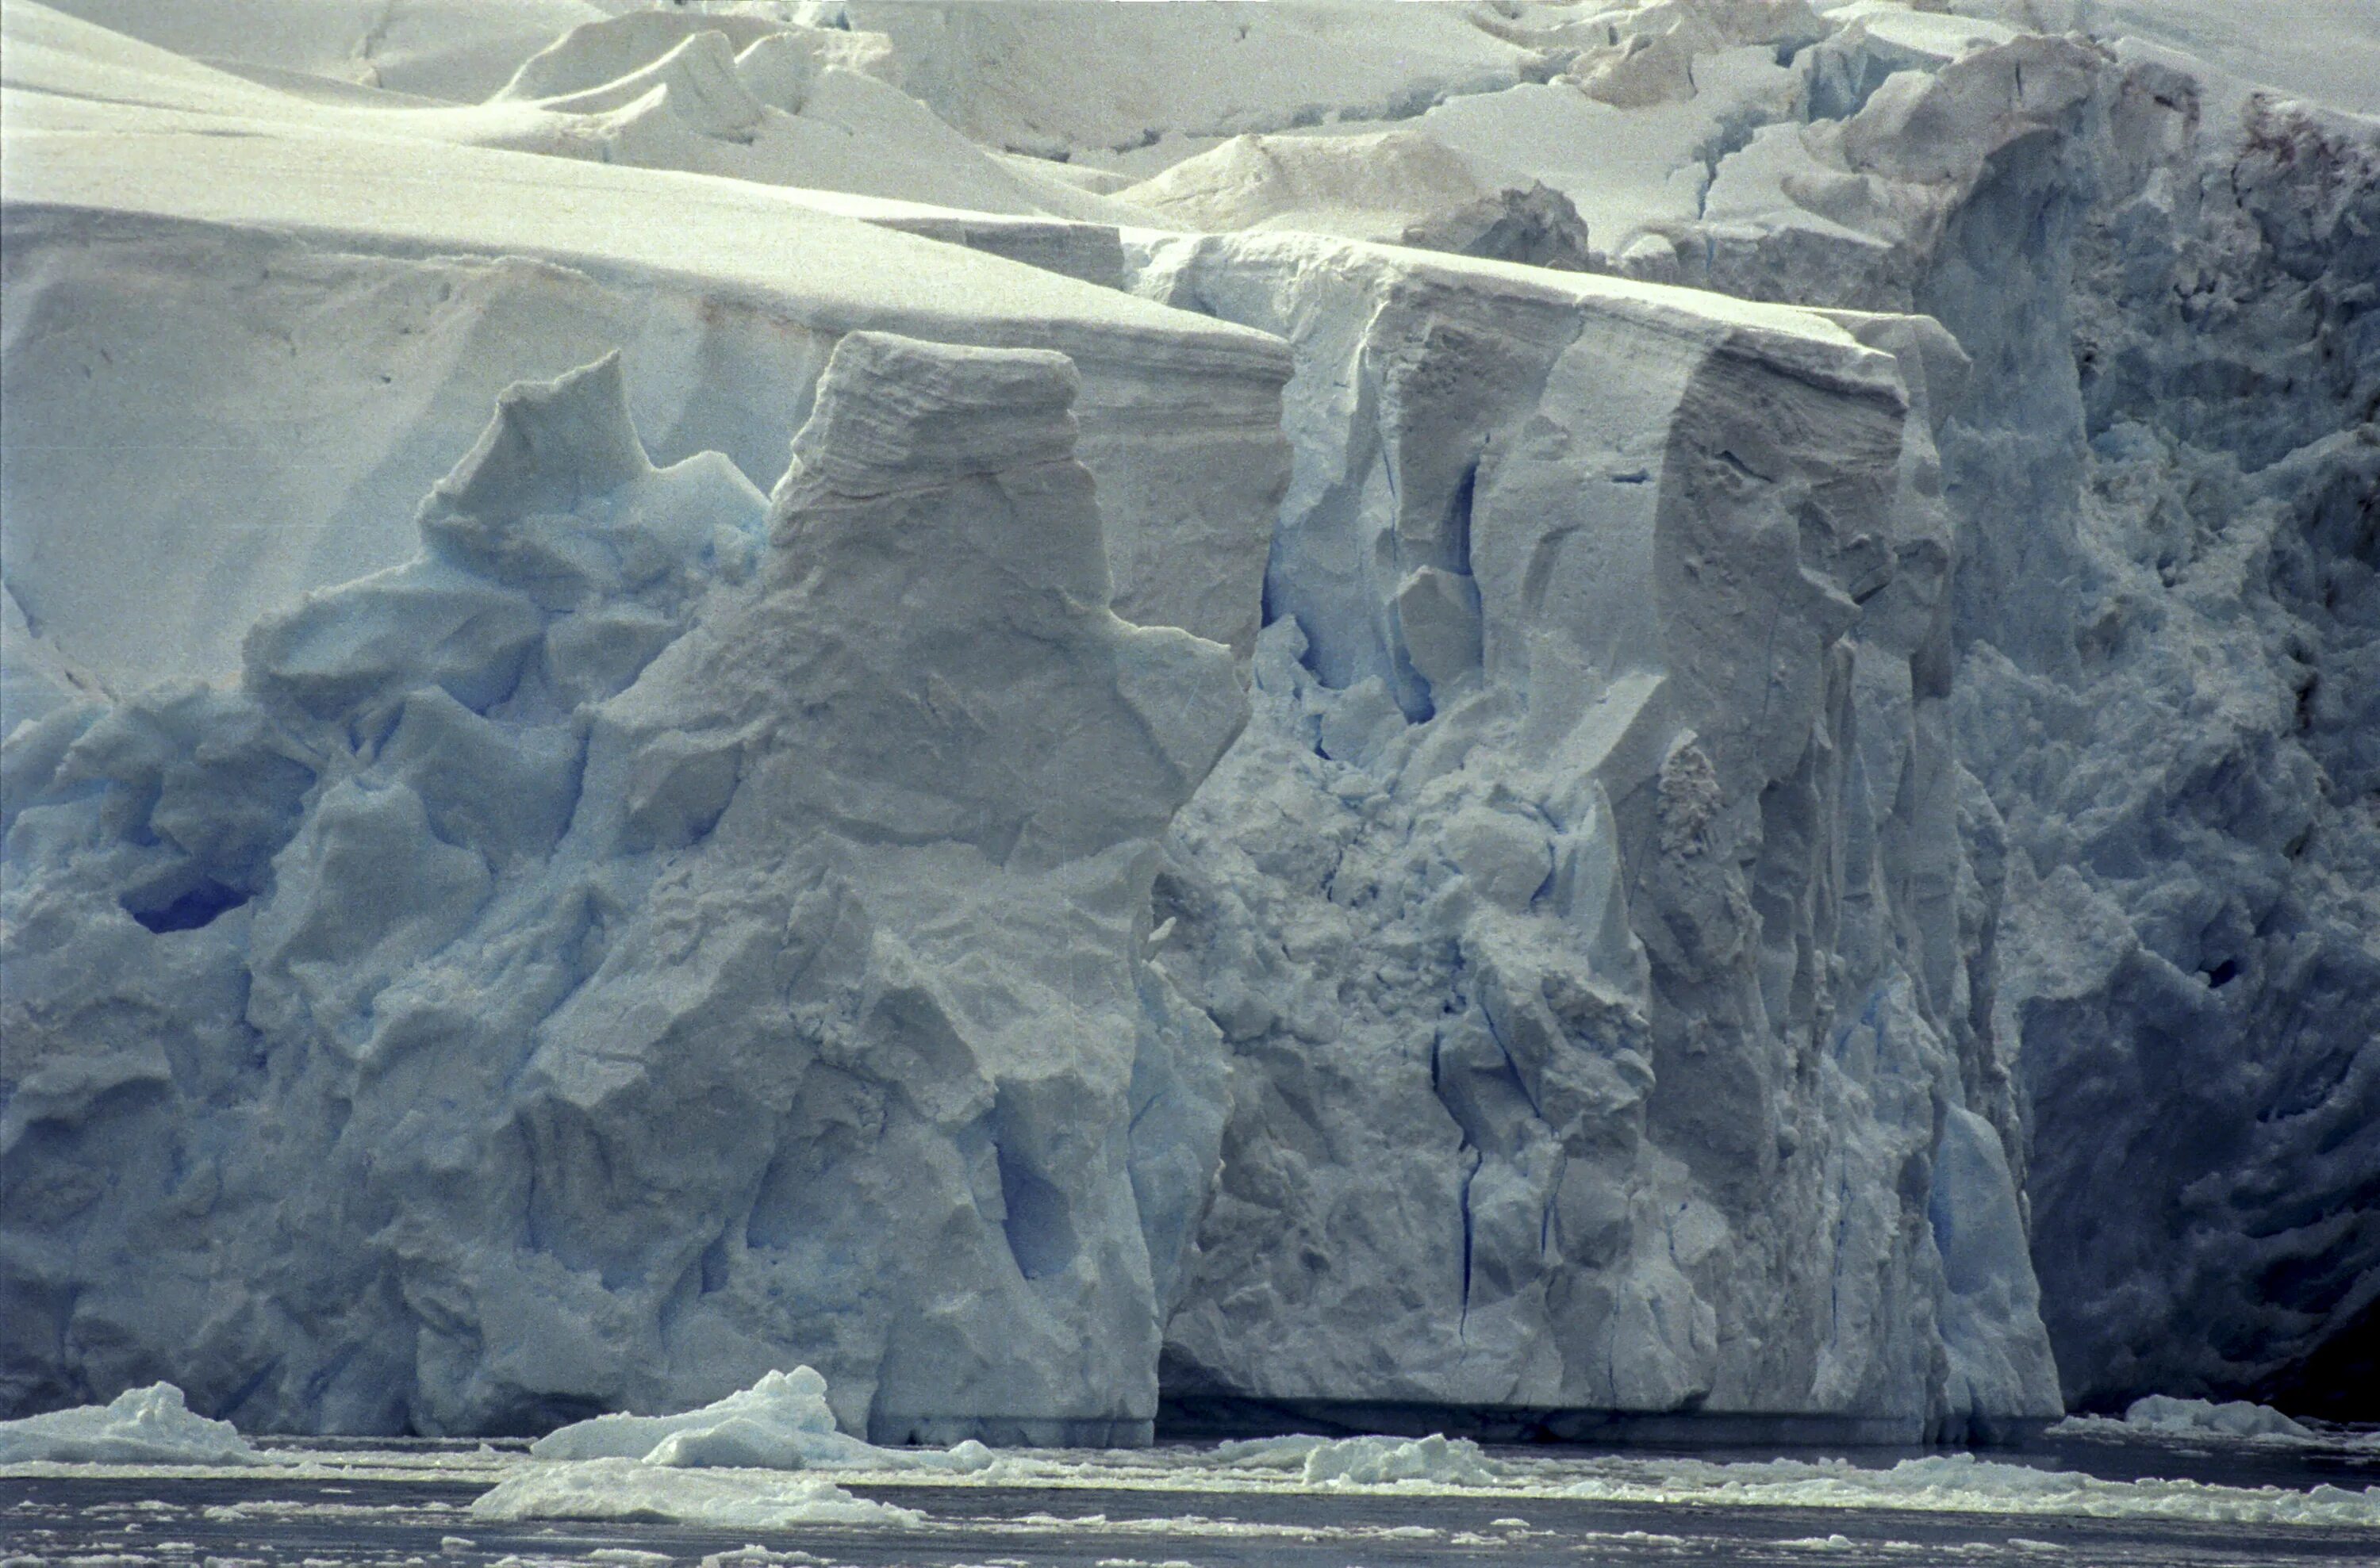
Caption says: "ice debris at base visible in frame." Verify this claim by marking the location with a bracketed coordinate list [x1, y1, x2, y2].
[488, 1431, 2378, 1532]
[1539, 1452, 2380, 1529]
[2117, 1395, 2315, 1441]
[0, 1385, 266, 1466]
[973, 1443, 2380, 1528]
[1212, 1433, 1503, 1487]
[534, 1367, 994, 1473]
[2046, 1394, 2373, 1448]
[471, 1458, 923, 1528]
[4, 0, 2377, 1439]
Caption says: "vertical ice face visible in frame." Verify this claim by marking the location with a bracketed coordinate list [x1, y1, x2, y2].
[1594, 16, 2380, 1414]
[1, 336, 1244, 1440]
[6, 0, 2371, 1437]
[1133, 234, 2059, 1435]
[1954, 84, 2380, 1417]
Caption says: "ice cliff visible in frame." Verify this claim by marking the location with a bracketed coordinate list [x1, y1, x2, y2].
[1130, 236, 2056, 1435]
[1564, 7, 2380, 1418]
[4, 336, 1244, 1439]
[3, 0, 2374, 1436]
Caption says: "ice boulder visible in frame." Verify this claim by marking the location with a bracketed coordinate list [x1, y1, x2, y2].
[0, 1383, 265, 1466]
[0, 333, 1246, 1440]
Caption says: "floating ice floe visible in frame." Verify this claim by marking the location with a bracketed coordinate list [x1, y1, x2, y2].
[1212, 1432, 1504, 1487]
[532, 1368, 995, 1474]
[0, 1384, 267, 1466]
[471, 1457, 923, 1528]
[487, 1416, 2380, 1532]
[1541, 1451, 2380, 1529]
[2046, 1393, 2375, 1450]
[2115, 1394, 2315, 1440]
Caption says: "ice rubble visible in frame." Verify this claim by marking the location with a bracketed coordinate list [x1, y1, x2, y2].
[1213, 1432, 1503, 1487]
[1534, 1451, 2380, 1528]
[2117, 1396, 2316, 1441]
[3, 0, 2376, 1439]
[528, 1367, 874, 1466]
[0, 1383, 266, 1466]
[463, 1442, 2380, 1530]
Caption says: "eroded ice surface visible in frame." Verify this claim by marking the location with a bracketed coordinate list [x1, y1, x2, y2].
[3, 0, 2375, 1444]
[1129, 232, 2057, 1436]
[4, 334, 1244, 1440]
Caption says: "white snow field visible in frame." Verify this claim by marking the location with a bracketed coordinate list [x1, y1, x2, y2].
[2, 0, 2375, 1516]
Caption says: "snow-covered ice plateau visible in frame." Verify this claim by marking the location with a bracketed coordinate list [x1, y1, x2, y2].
[2, 0, 2374, 1449]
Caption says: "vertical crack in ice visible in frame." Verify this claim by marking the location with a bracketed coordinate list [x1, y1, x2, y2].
[1457, 1144, 1481, 1338]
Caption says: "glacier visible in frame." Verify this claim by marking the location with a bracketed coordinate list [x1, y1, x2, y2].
[2, 0, 2374, 1443]
[6, 332, 1246, 1441]
[1130, 234, 2057, 1435]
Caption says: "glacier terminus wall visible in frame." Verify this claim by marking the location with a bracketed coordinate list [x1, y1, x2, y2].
[1134, 236, 2057, 1436]
[2, 0, 2374, 1439]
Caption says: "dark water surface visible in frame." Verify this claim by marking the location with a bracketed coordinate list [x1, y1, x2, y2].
[6, 1434, 2376, 1568]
